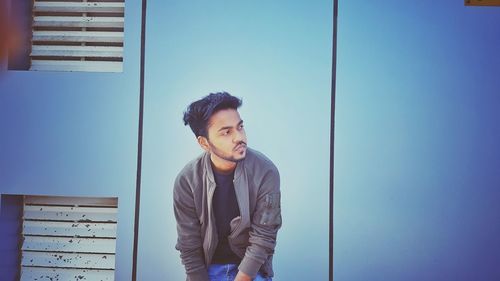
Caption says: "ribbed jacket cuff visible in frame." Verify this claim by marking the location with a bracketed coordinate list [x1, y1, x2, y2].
[238, 256, 262, 278]
[187, 268, 209, 281]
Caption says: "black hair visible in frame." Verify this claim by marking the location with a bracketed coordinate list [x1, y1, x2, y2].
[183, 92, 242, 138]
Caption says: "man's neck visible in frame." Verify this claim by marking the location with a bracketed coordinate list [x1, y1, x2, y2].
[210, 154, 236, 174]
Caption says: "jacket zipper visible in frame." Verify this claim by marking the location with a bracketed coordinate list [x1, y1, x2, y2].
[230, 177, 244, 238]
[206, 182, 216, 266]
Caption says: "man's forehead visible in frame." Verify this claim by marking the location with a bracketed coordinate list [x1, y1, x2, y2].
[208, 109, 242, 128]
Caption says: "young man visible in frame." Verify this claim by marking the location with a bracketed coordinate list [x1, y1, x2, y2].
[174, 92, 282, 281]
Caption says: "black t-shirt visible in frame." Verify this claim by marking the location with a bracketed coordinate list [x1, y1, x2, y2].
[211, 168, 241, 264]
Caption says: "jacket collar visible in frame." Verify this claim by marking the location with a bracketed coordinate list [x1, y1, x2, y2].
[202, 150, 246, 183]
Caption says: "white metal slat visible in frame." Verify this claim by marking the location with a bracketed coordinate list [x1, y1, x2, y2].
[33, 16, 124, 28]
[24, 205, 117, 222]
[23, 221, 117, 238]
[22, 252, 115, 269]
[30, 1, 124, 72]
[24, 196, 118, 207]
[22, 236, 116, 253]
[31, 45, 123, 58]
[33, 1, 125, 13]
[30, 60, 123, 72]
[20, 267, 114, 281]
[20, 196, 118, 280]
[32, 31, 124, 43]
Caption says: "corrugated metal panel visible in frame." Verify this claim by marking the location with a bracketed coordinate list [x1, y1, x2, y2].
[20, 195, 118, 281]
[29, 0, 125, 72]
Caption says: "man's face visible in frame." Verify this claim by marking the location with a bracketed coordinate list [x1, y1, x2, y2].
[204, 108, 247, 164]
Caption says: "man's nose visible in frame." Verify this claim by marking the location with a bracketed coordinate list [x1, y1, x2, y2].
[233, 129, 245, 143]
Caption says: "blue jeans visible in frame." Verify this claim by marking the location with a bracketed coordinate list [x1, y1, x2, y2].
[208, 264, 272, 281]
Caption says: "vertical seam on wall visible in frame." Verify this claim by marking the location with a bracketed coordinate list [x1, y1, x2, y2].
[330, 0, 339, 280]
[132, 0, 148, 280]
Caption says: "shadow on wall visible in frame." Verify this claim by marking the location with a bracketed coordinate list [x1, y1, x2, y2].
[0, 195, 23, 280]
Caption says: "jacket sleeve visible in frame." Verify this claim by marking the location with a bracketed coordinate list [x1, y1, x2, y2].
[238, 167, 282, 277]
[173, 174, 209, 281]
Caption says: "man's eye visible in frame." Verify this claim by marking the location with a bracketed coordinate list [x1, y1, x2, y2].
[239, 124, 244, 129]
[222, 130, 230, 136]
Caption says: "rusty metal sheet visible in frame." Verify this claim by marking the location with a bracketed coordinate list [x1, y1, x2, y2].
[465, 0, 500, 6]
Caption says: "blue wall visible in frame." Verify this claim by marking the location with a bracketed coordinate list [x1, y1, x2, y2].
[334, 1, 500, 280]
[3, 1, 498, 280]
[0, 1, 144, 279]
[137, 1, 332, 280]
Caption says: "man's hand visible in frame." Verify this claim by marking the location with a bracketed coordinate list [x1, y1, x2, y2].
[234, 271, 252, 281]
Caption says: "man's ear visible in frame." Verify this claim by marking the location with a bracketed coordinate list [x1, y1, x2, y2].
[197, 136, 210, 152]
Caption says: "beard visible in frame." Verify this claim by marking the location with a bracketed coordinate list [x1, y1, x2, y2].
[208, 141, 247, 163]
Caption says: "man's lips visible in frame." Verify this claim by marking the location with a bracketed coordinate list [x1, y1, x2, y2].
[234, 143, 247, 151]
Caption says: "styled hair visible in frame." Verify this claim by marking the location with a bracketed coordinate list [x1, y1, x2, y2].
[183, 92, 242, 138]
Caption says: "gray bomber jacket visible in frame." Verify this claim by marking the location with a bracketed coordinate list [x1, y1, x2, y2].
[173, 148, 282, 281]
